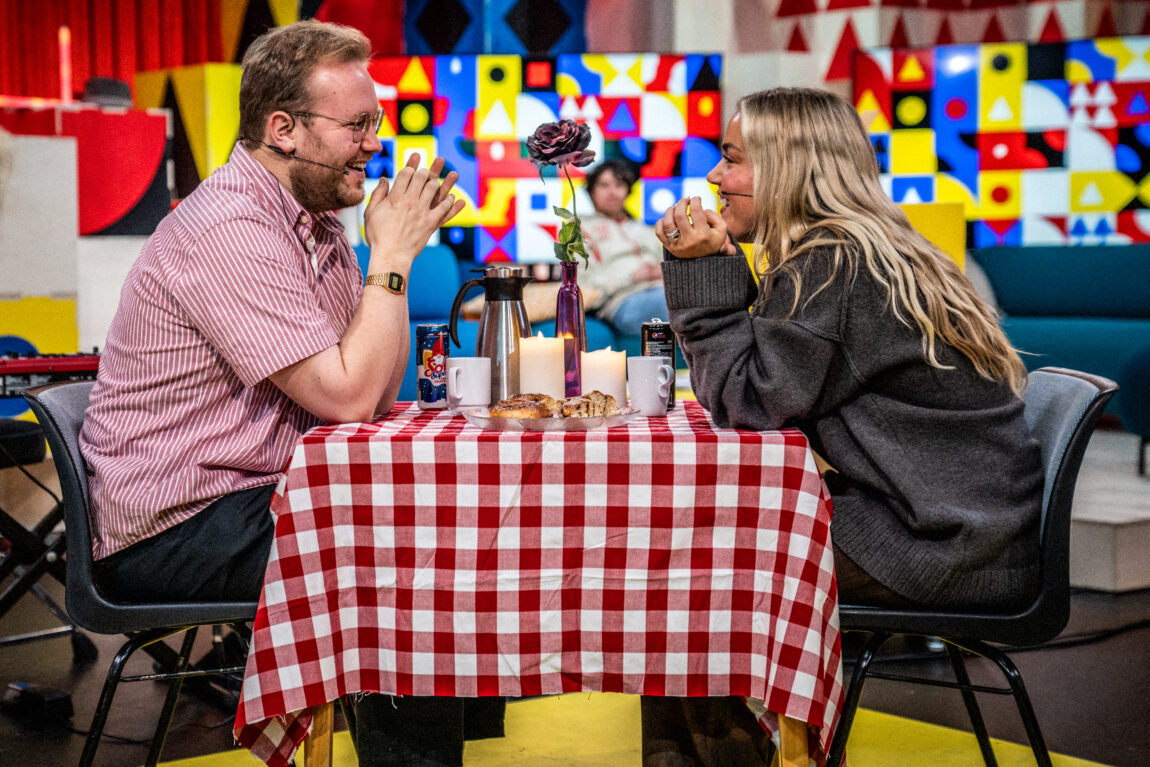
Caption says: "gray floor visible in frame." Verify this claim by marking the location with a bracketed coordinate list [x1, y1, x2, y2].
[0, 422, 1147, 766]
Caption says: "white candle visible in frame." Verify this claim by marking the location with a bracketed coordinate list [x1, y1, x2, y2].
[518, 332, 565, 399]
[580, 347, 627, 406]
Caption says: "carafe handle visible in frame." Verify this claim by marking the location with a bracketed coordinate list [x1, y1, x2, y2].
[449, 277, 485, 349]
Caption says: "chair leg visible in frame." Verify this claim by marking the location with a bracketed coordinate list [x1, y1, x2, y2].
[144, 627, 199, 767]
[79, 632, 163, 767]
[825, 631, 891, 767]
[964, 640, 1054, 767]
[946, 644, 998, 767]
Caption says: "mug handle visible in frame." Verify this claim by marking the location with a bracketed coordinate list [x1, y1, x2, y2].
[447, 365, 462, 406]
[657, 364, 673, 398]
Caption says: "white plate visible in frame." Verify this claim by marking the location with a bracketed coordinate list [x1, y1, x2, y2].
[462, 407, 641, 432]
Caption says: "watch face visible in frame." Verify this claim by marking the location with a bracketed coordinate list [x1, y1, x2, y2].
[388, 273, 404, 292]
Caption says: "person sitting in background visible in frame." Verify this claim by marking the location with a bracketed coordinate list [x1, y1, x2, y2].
[78, 19, 498, 767]
[646, 86, 1044, 766]
[579, 159, 670, 335]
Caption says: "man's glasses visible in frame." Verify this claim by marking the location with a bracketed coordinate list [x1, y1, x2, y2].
[289, 109, 384, 143]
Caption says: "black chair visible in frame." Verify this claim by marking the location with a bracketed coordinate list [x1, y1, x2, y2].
[0, 416, 96, 658]
[826, 367, 1118, 767]
[23, 381, 258, 767]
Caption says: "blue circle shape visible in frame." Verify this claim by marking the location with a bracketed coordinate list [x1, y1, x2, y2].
[1134, 123, 1150, 150]
[1116, 145, 1141, 174]
[0, 335, 38, 417]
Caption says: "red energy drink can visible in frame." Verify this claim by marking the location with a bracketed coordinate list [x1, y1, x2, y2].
[416, 323, 450, 409]
[641, 318, 676, 410]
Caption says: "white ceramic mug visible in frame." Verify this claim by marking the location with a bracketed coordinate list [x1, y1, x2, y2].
[627, 356, 674, 416]
[447, 357, 492, 412]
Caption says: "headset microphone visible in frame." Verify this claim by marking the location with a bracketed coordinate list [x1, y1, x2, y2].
[286, 152, 351, 176]
[249, 138, 351, 176]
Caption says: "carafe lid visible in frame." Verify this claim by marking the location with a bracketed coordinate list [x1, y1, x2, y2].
[470, 265, 533, 301]
[481, 265, 528, 279]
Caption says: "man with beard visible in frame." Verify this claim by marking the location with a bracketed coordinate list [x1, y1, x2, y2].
[79, 20, 492, 766]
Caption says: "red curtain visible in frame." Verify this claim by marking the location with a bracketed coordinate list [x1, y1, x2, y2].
[0, 0, 231, 100]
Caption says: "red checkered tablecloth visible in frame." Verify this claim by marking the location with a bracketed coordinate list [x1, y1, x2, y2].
[234, 401, 842, 765]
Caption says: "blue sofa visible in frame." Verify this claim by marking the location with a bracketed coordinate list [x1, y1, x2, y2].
[969, 245, 1150, 417]
[374, 245, 621, 402]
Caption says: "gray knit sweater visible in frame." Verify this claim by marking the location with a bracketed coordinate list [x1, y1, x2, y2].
[661, 247, 1043, 608]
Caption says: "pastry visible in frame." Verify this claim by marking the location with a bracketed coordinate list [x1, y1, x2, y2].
[487, 393, 561, 418]
[561, 390, 617, 417]
[512, 393, 560, 414]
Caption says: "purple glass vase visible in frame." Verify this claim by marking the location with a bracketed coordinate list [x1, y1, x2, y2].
[555, 260, 587, 397]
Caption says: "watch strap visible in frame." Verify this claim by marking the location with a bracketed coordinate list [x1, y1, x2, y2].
[365, 272, 406, 295]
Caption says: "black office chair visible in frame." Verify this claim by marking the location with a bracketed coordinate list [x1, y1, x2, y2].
[23, 381, 258, 767]
[826, 367, 1118, 767]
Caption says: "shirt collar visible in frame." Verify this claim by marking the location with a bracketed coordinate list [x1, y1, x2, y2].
[229, 142, 347, 241]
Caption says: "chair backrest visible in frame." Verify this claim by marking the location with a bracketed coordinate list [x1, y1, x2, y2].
[840, 366, 1117, 646]
[1017, 367, 1117, 640]
[23, 381, 256, 634]
[22, 382, 98, 626]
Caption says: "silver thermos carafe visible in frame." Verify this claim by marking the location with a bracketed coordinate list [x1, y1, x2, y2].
[448, 266, 534, 402]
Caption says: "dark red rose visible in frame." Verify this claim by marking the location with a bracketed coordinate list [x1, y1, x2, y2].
[526, 119, 595, 168]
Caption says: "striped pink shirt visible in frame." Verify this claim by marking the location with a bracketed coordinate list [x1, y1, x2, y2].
[80, 144, 362, 559]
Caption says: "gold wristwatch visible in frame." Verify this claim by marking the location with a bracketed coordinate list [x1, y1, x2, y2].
[365, 272, 406, 295]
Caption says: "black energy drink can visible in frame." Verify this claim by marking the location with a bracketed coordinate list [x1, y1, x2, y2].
[641, 318, 676, 410]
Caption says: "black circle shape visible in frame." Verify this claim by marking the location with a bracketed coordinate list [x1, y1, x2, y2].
[491, 67, 505, 83]
[991, 54, 1010, 71]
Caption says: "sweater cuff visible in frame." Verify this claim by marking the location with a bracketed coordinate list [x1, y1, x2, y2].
[662, 255, 753, 310]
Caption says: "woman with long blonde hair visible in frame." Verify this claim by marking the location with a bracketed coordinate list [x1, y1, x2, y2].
[643, 88, 1043, 767]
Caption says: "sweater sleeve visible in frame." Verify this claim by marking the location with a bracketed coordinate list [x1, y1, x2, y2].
[580, 216, 661, 299]
[661, 253, 845, 432]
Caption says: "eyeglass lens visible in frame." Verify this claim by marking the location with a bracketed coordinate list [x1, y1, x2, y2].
[352, 111, 384, 141]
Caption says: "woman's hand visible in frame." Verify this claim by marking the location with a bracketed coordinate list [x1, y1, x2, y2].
[654, 196, 727, 259]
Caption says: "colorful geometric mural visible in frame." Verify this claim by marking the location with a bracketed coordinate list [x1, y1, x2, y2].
[403, 0, 587, 55]
[366, 54, 723, 263]
[135, 64, 243, 200]
[855, 35, 1150, 247]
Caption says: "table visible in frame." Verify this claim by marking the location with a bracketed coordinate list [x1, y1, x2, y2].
[234, 401, 843, 765]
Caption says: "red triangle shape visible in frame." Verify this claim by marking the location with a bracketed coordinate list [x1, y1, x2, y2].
[1039, 8, 1064, 43]
[826, 0, 871, 9]
[484, 224, 515, 241]
[787, 23, 810, 53]
[936, 17, 955, 45]
[483, 247, 511, 263]
[983, 219, 1018, 237]
[825, 18, 862, 81]
[776, 0, 818, 18]
[890, 13, 910, 48]
[983, 14, 1006, 44]
[1096, 6, 1118, 38]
